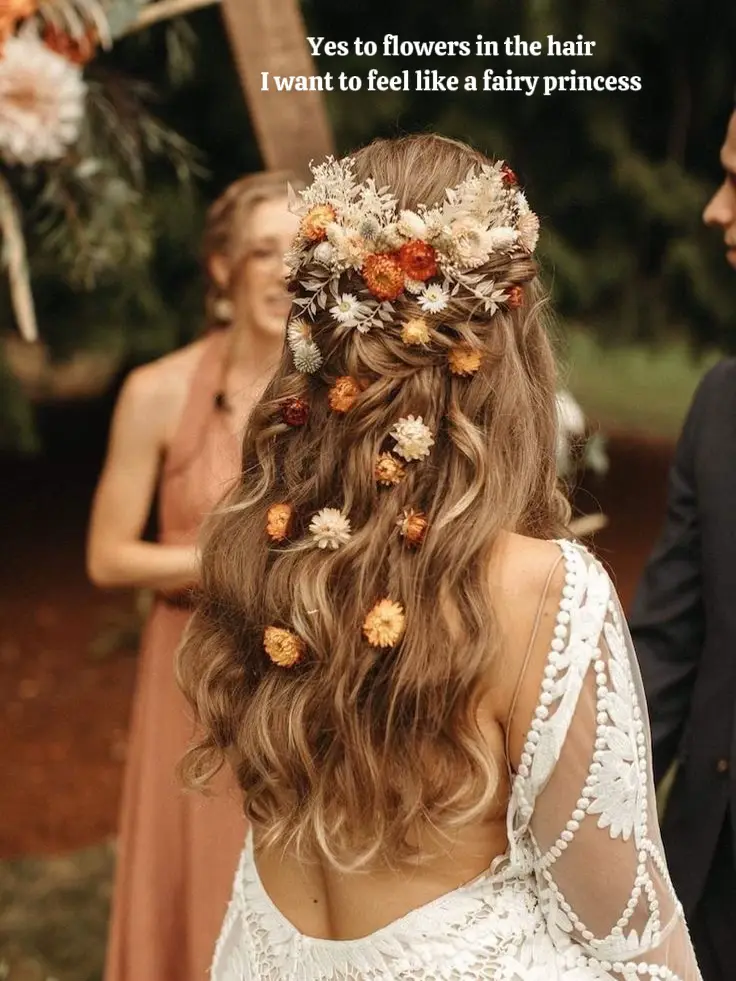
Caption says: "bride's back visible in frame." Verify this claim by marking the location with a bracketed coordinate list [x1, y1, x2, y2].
[252, 532, 566, 941]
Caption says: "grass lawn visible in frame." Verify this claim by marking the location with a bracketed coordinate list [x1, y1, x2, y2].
[560, 328, 722, 440]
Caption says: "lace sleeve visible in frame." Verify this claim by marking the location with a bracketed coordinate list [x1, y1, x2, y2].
[508, 541, 701, 981]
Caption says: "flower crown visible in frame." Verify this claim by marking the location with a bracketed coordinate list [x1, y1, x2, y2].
[284, 154, 540, 372]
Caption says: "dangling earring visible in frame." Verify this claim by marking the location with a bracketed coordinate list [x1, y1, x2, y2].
[212, 295, 234, 325]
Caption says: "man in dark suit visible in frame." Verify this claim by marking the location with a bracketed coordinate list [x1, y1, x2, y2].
[630, 107, 736, 981]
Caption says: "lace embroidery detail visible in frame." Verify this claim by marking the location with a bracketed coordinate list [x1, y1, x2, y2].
[212, 540, 700, 981]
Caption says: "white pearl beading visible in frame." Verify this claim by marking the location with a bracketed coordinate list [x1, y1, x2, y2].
[508, 540, 686, 980]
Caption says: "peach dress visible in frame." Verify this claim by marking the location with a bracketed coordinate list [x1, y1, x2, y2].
[105, 330, 246, 981]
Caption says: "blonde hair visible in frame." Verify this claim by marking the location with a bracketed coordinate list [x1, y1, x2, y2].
[178, 134, 569, 870]
[202, 170, 297, 328]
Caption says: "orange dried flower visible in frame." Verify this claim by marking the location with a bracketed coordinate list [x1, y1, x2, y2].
[300, 204, 336, 242]
[397, 508, 428, 547]
[501, 163, 518, 187]
[506, 285, 524, 309]
[363, 599, 406, 648]
[0, 0, 36, 46]
[264, 626, 305, 667]
[398, 240, 437, 282]
[266, 503, 293, 542]
[448, 343, 482, 377]
[328, 376, 362, 413]
[362, 252, 405, 301]
[282, 397, 309, 426]
[42, 24, 98, 64]
[375, 453, 406, 487]
[401, 317, 430, 346]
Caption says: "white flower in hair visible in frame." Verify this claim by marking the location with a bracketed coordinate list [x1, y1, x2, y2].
[313, 242, 335, 265]
[309, 508, 352, 549]
[451, 217, 497, 268]
[518, 211, 540, 252]
[390, 415, 435, 461]
[330, 293, 370, 328]
[486, 227, 519, 250]
[326, 224, 366, 269]
[404, 278, 425, 295]
[292, 339, 323, 374]
[398, 209, 428, 240]
[376, 223, 405, 252]
[358, 215, 381, 240]
[287, 318, 311, 349]
[417, 283, 450, 314]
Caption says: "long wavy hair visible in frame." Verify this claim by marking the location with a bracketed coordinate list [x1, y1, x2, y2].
[178, 134, 569, 870]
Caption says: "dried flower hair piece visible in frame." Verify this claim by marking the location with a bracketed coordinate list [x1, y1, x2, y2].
[401, 317, 430, 346]
[266, 503, 293, 543]
[506, 285, 524, 309]
[286, 318, 311, 348]
[397, 509, 428, 548]
[285, 154, 541, 362]
[328, 376, 362, 413]
[448, 343, 482, 377]
[309, 507, 352, 550]
[375, 453, 406, 487]
[390, 415, 435, 462]
[292, 339, 323, 374]
[264, 626, 305, 667]
[281, 396, 310, 426]
[363, 598, 406, 648]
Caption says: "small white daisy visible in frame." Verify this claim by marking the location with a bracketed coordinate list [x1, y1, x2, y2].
[330, 293, 370, 327]
[390, 415, 435, 462]
[309, 508, 352, 550]
[286, 318, 311, 349]
[417, 283, 450, 314]
[292, 339, 323, 374]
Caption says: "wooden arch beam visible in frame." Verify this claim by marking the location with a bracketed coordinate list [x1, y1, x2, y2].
[220, 0, 335, 177]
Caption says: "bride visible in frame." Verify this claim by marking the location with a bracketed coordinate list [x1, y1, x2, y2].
[177, 134, 700, 980]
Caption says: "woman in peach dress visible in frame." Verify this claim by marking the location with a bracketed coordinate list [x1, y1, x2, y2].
[86, 172, 299, 981]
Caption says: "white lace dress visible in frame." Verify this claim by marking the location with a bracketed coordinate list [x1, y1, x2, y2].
[211, 541, 702, 981]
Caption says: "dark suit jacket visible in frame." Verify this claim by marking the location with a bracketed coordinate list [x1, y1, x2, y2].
[630, 359, 736, 915]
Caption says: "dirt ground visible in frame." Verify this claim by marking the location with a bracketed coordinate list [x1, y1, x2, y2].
[0, 429, 675, 860]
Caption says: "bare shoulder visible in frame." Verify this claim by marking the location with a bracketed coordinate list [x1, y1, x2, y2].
[115, 338, 209, 446]
[490, 532, 566, 615]
[487, 533, 568, 715]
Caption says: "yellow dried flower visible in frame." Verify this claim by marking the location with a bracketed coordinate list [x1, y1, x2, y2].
[448, 343, 482, 377]
[375, 452, 406, 487]
[328, 376, 362, 413]
[263, 626, 305, 667]
[362, 599, 406, 648]
[401, 317, 431, 346]
[397, 508, 428, 547]
[266, 503, 293, 542]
